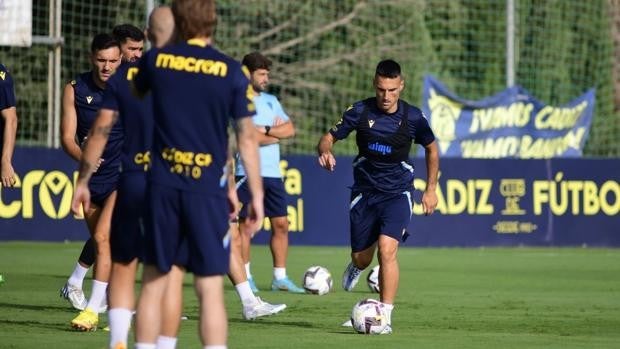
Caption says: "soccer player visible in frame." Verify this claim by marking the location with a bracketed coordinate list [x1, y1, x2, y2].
[235, 51, 304, 294]
[0, 63, 18, 188]
[317, 59, 439, 334]
[60, 33, 122, 330]
[112, 24, 145, 63]
[71, 6, 184, 345]
[132, 1, 264, 348]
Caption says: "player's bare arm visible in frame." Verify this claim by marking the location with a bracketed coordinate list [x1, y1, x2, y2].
[235, 116, 264, 231]
[317, 132, 337, 171]
[77, 109, 119, 182]
[60, 83, 82, 162]
[422, 140, 439, 215]
[1, 106, 17, 187]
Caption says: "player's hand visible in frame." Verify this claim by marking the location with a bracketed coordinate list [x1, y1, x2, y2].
[246, 196, 264, 235]
[318, 152, 336, 171]
[92, 158, 104, 173]
[421, 189, 438, 216]
[1, 162, 16, 187]
[71, 180, 91, 215]
[273, 117, 284, 126]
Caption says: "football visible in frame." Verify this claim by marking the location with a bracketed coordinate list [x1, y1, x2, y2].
[366, 265, 380, 293]
[302, 266, 333, 295]
[350, 298, 388, 334]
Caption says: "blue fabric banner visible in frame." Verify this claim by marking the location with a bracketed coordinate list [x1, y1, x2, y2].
[1, 148, 618, 247]
[421, 75, 595, 158]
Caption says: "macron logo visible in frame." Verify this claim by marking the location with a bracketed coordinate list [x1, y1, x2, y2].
[86, 96, 93, 104]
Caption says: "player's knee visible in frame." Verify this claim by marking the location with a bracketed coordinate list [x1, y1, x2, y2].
[271, 218, 288, 234]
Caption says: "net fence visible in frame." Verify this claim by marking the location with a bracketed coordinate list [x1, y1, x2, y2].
[1, 0, 618, 156]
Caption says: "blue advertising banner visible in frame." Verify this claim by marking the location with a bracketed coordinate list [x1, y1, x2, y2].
[1, 148, 618, 246]
[421, 75, 595, 158]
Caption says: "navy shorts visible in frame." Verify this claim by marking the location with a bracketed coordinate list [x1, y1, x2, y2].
[110, 172, 146, 263]
[89, 181, 117, 207]
[349, 190, 413, 252]
[236, 176, 287, 218]
[144, 183, 230, 276]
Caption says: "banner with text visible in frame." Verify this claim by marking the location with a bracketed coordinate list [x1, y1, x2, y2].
[422, 75, 595, 158]
[1, 148, 618, 246]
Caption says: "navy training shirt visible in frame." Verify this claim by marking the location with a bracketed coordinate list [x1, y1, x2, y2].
[72, 72, 123, 184]
[134, 40, 255, 195]
[100, 61, 153, 174]
[0, 63, 16, 156]
[330, 98, 435, 193]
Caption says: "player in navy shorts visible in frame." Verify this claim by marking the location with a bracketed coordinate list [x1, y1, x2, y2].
[317, 59, 439, 334]
[235, 52, 304, 294]
[132, 1, 264, 347]
[71, 10, 186, 346]
[0, 62, 18, 188]
[59, 33, 122, 328]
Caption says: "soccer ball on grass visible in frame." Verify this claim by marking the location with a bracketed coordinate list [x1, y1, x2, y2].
[350, 298, 388, 334]
[302, 266, 332, 295]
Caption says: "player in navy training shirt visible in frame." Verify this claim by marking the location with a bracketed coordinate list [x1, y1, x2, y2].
[0, 63, 18, 188]
[317, 59, 439, 334]
[71, 9, 186, 346]
[59, 34, 122, 330]
[132, 1, 264, 347]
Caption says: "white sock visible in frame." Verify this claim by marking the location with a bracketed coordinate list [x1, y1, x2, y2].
[68, 262, 89, 289]
[108, 308, 132, 349]
[273, 267, 286, 280]
[135, 343, 156, 349]
[157, 336, 178, 349]
[204, 346, 227, 349]
[244, 263, 252, 278]
[235, 281, 256, 307]
[382, 302, 394, 324]
[86, 280, 108, 312]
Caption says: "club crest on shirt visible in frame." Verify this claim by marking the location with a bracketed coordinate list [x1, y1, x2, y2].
[368, 119, 375, 128]
[86, 96, 93, 104]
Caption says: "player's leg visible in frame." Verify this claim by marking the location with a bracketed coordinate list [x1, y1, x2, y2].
[157, 264, 185, 349]
[343, 191, 378, 291]
[135, 183, 181, 347]
[228, 221, 286, 319]
[194, 275, 227, 345]
[264, 178, 304, 293]
[108, 172, 146, 348]
[70, 201, 105, 331]
[377, 235, 398, 317]
[375, 190, 414, 334]
[135, 265, 168, 346]
[60, 238, 95, 310]
[269, 215, 303, 293]
[184, 192, 230, 346]
[235, 176, 258, 292]
[86, 190, 117, 312]
[108, 259, 138, 348]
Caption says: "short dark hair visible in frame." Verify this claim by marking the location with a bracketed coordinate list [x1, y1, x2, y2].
[90, 33, 120, 54]
[375, 59, 402, 79]
[112, 24, 145, 43]
[242, 51, 272, 73]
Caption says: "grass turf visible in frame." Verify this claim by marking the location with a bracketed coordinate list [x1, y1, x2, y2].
[0, 242, 619, 348]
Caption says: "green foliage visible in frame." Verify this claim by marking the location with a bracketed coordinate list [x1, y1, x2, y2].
[2, 0, 617, 155]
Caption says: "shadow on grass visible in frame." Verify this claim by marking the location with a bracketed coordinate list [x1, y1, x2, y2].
[0, 301, 74, 313]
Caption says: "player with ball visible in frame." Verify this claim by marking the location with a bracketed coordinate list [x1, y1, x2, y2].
[317, 59, 439, 334]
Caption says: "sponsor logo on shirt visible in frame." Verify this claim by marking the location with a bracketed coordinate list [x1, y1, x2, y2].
[155, 53, 228, 77]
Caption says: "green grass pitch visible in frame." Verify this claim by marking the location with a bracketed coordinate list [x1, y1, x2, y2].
[1, 242, 619, 348]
